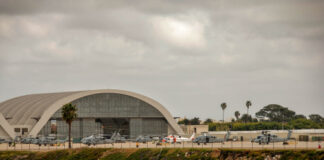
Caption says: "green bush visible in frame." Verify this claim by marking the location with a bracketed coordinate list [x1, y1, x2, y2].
[100, 152, 127, 160]
[289, 118, 321, 129]
[127, 148, 157, 160]
[0, 151, 35, 160]
[65, 148, 106, 160]
[35, 150, 69, 160]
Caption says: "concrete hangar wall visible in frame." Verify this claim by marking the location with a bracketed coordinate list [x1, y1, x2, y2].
[0, 89, 184, 139]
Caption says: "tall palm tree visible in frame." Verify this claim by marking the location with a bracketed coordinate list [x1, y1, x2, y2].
[234, 111, 240, 121]
[220, 102, 227, 123]
[246, 100, 252, 115]
[61, 103, 77, 149]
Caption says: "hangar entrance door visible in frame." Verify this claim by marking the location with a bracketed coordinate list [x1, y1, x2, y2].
[98, 118, 130, 138]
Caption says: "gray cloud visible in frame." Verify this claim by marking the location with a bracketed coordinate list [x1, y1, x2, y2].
[0, 0, 323, 120]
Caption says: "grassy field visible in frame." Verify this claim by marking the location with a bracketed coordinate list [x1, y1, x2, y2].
[0, 148, 323, 160]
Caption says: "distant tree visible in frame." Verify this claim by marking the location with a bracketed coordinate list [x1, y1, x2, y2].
[252, 118, 258, 122]
[241, 114, 252, 123]
[178, 118, 190, 125]
[61, 103, 77, 149]
[183, 118, 190, 125]
[309, 114, 324, 123]
[220, 103, 227, 123]
[190, 117, 201, 125]
[294, 114, 306, 119]
[246, 100, 252, 115]
[289, 118, 321, 129]
[204, 118, 213, 124]
[206, 120, 324, 131]
[178, 117, 201, 125]
[255, 104, 296, 122]
[234, 111, 240, 121]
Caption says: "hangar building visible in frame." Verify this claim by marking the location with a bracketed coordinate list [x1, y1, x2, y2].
[0, 89, 183, 139]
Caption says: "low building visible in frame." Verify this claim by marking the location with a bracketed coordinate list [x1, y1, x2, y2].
[180, 124, 209, 136]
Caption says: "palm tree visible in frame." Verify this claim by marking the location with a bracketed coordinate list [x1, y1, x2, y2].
[220, 102, 227, 123]
[246, 100, 252, 115]
[61, 103, 77, 149]
[234, 111, 240, 121]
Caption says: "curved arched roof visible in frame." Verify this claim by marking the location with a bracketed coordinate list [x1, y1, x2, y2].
[0, 89, 183, 138]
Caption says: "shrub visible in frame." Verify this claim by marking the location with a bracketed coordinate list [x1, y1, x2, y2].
[100, 152, 127, 160]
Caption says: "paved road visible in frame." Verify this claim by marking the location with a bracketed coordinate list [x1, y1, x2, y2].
[0, 141, 322, 151]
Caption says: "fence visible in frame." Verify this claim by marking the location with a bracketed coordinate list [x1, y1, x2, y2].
[0, 139, 322, 151]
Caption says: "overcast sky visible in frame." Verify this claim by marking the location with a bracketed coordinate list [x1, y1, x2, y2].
[0, 0, 323, 121]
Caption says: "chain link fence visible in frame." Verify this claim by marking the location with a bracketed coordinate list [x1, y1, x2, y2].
[0, 138, 322, 151]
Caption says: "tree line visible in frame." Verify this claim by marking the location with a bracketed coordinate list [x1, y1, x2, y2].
[178, 102, 324, 131]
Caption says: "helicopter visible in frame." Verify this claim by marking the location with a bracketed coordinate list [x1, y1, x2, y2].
[135, 135, 160, 143]
[193, 131, 231, 145]
[251, 130, 292, 145]
[81, 131, 126, 146]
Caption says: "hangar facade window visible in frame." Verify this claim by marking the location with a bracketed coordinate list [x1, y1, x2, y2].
[22, 128, 28, 135]
[14, 128, 20, 133]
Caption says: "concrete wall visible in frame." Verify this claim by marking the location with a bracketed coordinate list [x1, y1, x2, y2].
[180, 125, 209, 136]
[0, 126, 10, 139]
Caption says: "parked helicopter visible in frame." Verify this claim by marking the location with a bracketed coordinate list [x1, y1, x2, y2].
[251, 130, 292, 145]
[21, 135, 67, 146]
[135, 135, 160, 143]
[81, 131, 126, 146]
[6, 136, 21, 147]
[111, 132, 127, 143]
[20, 137, 35, 144]
[0, 138, 12, 146]
[0, 138, 11, 144]
[164, 133, 195, 144]
[193, 131, 231, 145]
[81, 134, 107, 146]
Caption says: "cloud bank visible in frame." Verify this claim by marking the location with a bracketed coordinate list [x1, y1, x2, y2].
[0, 0, 323, 120]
